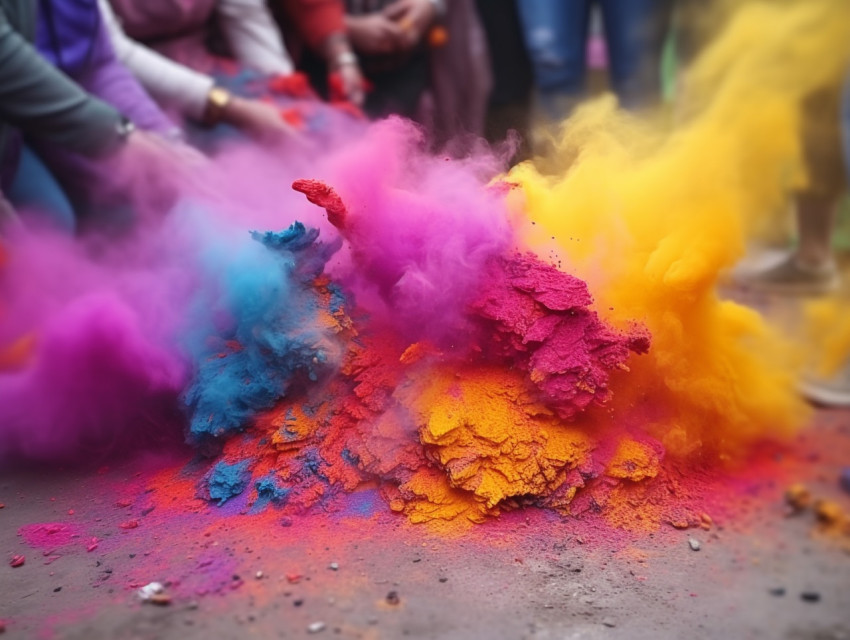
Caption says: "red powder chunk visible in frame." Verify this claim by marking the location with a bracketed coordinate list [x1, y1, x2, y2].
[9, 555, 24, 568]
[119, 520, 139, 530]
[268, 72, 315, 99]
[471, 253, 650, 420]
[292, 179, 348, 230]
[286, 573, 302, 584]
[280, 108, 306, 130]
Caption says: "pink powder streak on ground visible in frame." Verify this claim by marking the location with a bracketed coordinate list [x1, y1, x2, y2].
[18, 522, 82, 549]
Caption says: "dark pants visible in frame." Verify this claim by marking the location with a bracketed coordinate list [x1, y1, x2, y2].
[7, 145, 75, 233]
[516, 0, 673, 119]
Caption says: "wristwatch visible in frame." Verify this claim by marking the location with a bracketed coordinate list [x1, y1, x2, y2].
[116, 116, 136, 139]
[203, 87, 232, 125]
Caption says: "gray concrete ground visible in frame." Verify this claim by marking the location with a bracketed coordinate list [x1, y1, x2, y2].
[1, 413, 849, 640]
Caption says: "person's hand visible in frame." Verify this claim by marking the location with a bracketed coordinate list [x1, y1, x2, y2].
[332, 62, 366, 106]
[346, 13, 406, 56]
[382, 0, 437, 49]
[108, 130, 204, 215]
[220, 96, 300, 146]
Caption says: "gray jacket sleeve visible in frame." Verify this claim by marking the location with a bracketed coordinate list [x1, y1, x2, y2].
[0, 6, 127, 156]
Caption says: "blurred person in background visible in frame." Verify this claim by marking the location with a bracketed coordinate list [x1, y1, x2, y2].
[0, 0, 187, 233]
[739, 84, 848, 295]
[281, 0, 441, 120]
[474, 0, 533, 162]
[279, 0, 493, 148]
[29, 0, 197, 230]
[516, 0, 674, 122]
[272, 0, 368, 108]
[798, 72, 850, 407]
[100, 0, 301, 145]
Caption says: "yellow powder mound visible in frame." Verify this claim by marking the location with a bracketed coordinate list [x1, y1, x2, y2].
[408, 367, 594, 514]
[509, 0, 850, 459]
[391, 467, 490, 524]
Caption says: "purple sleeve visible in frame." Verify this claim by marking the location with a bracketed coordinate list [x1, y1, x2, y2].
[76, 24, 180, 135]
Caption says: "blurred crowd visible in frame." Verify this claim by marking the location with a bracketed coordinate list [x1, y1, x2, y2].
[0, 0, 689, 233]
[0, 0, 848, 303]
[1, 1, 850, 402]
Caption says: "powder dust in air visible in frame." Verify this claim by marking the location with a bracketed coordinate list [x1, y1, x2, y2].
[1, 0, 847, 532]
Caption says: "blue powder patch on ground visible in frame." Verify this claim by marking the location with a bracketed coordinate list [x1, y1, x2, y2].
[183, 221, 342, 444]
[205, 460, 251, 506]
[340, 488, 383, 518]
[252, 473, 291, 513]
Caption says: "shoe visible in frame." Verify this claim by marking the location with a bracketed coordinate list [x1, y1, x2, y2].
[733, 252, 840, 296]
[800, 360, 850, 408]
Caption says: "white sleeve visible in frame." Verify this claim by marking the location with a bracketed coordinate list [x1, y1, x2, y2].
[98, 0, 214, 120]
[216, 0, 294, 76]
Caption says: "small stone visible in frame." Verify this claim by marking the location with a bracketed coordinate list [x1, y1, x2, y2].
[438, 577, 448, 583]
[814, 500, 843, 526]
[328, 562, 339, 571]
[307, 621, 325, 634]
[785, 484, 811, 512]
[137, 582, 164, 601]
[602, 619, 616, 628]
[800, 591, 821, 603]
[386, 591, 400, 605]
[768, 587, 786, 597]
[293, 599, 304, 607]
[688, 538, 701, 551]
[53, 587, 62, 593]
[255, 571, 264, 579]
[149, 593, 172, 606]
[280, 517, 293, 527]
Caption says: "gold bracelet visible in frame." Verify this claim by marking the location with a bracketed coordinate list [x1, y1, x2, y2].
[203, 87, 232, 125]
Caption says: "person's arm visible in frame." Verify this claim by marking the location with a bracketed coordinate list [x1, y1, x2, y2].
[217, 0, 294, 75]
[282, 0, 365, 105]
[100, 0, 297, 143]
[0, 6, 126, 156]
[97, 0, 214, 121]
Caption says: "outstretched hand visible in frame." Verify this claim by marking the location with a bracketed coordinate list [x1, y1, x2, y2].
[382, 0, 437, 49]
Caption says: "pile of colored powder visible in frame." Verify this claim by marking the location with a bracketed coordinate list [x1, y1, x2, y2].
[181, 221, 345, 445]
[183, 219, 656, 524]
[470, 252, 650, 420]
